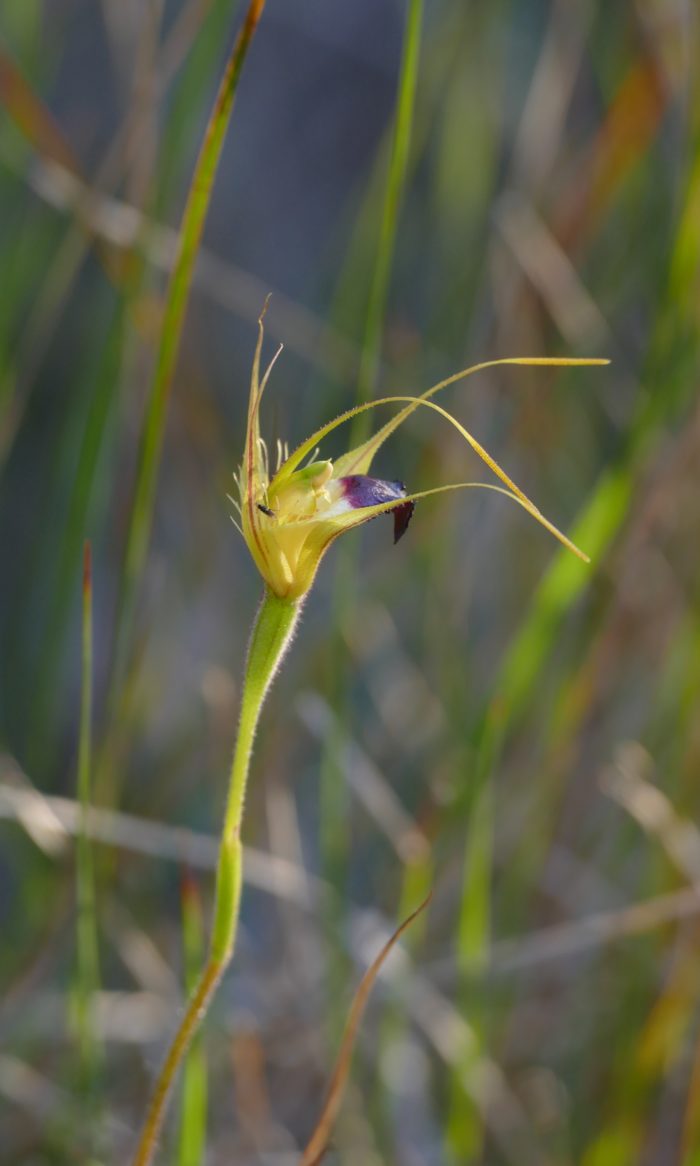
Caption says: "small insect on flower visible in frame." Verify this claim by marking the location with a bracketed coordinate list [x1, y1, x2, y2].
[230, 302, 608, 602]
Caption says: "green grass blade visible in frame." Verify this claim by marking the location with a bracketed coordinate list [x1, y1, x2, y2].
[116, 0, 267, 667]
[497, 463, 631, 724]
[446, 709, 501, 1161]
[355, 0, 424, 411]
[74, 541, 101, 1098]
[318, 0, 425, 1040]
[178, 874, 208, 1166]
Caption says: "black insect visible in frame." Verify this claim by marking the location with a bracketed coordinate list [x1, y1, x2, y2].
[257, 503, 275, 517]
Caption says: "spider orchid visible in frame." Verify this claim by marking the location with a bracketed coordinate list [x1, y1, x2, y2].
[134, 300, 606, 1166]
[231, 305, 606, 601]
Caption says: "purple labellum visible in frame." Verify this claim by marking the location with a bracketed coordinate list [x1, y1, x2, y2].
[338, 475, 415, 545]
[391, 498, 415, 544]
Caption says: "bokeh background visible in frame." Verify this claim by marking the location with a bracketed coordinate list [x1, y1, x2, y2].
[1, 1, 700, 1163]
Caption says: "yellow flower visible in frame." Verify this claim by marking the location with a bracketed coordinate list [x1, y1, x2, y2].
[232, 305, 607, 601]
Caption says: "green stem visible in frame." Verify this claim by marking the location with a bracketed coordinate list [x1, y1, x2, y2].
[131, 590, 300, 1166]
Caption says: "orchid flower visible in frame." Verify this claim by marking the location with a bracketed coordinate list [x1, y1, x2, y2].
[232, 306, 604, 602]
[133, 302, 606, 1166]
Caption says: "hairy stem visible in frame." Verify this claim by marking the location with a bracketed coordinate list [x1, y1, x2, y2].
[131, 590, 300, 1166]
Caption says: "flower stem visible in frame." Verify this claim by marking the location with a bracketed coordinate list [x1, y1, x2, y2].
[131, 590, 300, 1166]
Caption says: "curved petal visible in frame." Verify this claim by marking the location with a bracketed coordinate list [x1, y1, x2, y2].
[273, 357, 609, 485]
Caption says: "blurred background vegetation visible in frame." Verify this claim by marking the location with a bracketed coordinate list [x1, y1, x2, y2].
[1, 1, 700, 1163]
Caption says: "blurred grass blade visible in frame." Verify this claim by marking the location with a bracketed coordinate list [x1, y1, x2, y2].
[117, 0, 267, 664]
[0, 40, 128, 468]
[447, 776, 494, 1160]
[0, 41, 78, 171]
[496, 463, 629, 724]
[0, 3, 223, 471]
[355, 0, 423, 410]
[558, 55, 667, 250]
[496, 120, 700, 739]
[300, 894, 431, 1166]
[74, 541, 101, 1093]
[481, 136, 700, 745]
[319, 0, 424, 1026]
[178, 873, 208, 1166]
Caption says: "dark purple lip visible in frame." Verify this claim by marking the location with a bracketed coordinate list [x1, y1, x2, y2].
[391, 498, 415, 544]
[339, 475, 415, 544]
